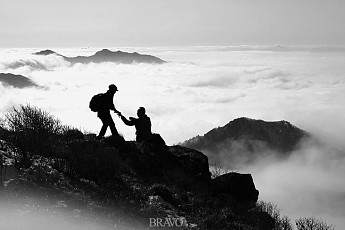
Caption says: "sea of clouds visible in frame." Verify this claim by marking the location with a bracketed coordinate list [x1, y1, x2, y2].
[1, 46, 345, 228]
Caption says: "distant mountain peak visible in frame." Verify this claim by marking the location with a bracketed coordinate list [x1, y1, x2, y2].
[95, 49, 115, 55]
[224, 117, 300, 133]
[181, 117, 310, 166]
[34, 50, 58, 56]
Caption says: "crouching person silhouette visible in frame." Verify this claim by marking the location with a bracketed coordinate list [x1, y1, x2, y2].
[120, 107, 167, 148]
[96, 84, 121, 140]
[120, 107, 152, 142]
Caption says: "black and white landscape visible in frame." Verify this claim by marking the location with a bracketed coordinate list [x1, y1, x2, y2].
[1, 0, 345, 229]
[1, 45, 345, 229]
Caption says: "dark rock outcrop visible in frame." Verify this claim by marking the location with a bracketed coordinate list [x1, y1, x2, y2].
[34, 49, 166, 65]
[68, 137, 211, 191]
[0, 73, 40, 88]
[119, 142, 211, 186]
[169, 145, 211, 183]
[100, 139, 258, 213]
[209, 172, 259, 212]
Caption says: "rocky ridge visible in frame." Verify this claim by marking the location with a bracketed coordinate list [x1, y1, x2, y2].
[0, 133, 261, 229]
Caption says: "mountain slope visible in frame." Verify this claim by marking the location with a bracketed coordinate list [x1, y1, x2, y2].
[0, 73, 39, 88]
[181, 117, 310, 166]
[34, 49, 166, 64]
[0, 134, 261, 229]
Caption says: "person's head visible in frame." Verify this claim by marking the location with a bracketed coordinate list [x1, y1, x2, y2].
[137, 107, 146, 118]
[108, 84, 118, 94]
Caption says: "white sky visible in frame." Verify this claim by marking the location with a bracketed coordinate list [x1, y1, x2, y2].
[1, 0, 345, 47]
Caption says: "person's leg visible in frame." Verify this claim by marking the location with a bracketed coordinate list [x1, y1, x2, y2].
[98, 115, 108, 138]
[108, 117, 119, 136]
[99, 113, 119, 137]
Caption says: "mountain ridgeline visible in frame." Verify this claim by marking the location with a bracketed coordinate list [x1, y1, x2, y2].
[1, 49, 165, 88]
[181, 117, 310, 166]
[34, 49, 166, 64]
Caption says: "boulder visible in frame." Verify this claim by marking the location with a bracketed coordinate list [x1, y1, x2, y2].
[209, 172, 259, 212]
[168, 145, 211, 182]
[100, 143, 211, 192]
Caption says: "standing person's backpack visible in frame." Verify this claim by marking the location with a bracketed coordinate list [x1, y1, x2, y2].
[89, 93, 104, 112]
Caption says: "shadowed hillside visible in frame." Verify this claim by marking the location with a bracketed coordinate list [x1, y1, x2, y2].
[0, 73, 40, 88]
[181, 117, 310, 166]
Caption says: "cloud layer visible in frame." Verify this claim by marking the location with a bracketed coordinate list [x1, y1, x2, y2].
[243, 139, 345, 229]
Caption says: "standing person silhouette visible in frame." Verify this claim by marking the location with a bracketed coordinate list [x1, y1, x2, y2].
[96, 84, 121, 140]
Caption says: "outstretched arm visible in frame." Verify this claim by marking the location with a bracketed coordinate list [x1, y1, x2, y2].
[120, 115, 136, 126]
[113, 108, 121, 114]
[110, 103, 120, 114]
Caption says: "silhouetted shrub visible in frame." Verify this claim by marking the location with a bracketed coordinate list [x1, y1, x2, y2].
[1, 105, 87, 169]
[3, 104, 65, 159]
[5, 104, 63, 135]
[249, 201, 293, 230]
[296, 217, 334, 230]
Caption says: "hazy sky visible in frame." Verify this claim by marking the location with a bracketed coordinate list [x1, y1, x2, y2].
[1, 0, 345, 47]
